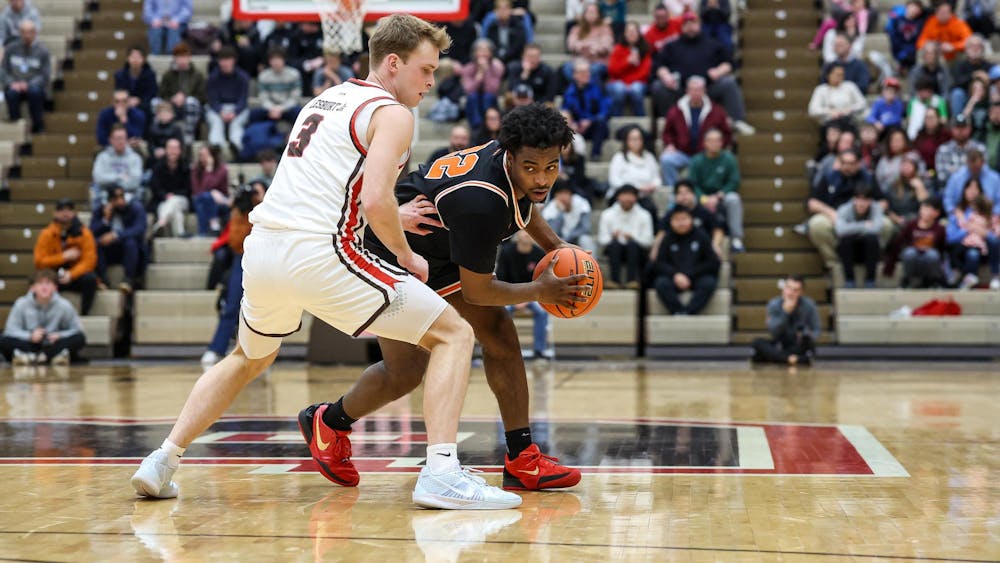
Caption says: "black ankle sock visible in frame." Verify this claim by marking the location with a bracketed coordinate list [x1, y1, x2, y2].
[321, 398, 357, 431]
[505, 427, 532, 457]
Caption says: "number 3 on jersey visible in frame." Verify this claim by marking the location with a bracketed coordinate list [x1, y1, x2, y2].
[286, 113, 324, 157]
[424, 143, 491, 179]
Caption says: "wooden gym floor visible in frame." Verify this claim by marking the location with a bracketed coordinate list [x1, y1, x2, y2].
[0, 360, 997, 562]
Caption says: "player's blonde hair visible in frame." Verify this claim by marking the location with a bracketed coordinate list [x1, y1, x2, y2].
[368, 14, 451, 67]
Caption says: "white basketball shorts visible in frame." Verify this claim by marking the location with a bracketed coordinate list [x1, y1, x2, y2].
[238, 227, 448, 359]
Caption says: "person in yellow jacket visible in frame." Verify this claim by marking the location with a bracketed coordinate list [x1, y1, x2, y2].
[33, 198, 98, 314]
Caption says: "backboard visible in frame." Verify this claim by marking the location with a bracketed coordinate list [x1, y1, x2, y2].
[232, 0, 467, 22]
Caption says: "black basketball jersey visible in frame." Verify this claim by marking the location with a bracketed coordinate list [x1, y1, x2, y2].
[365, 141, 533, 291]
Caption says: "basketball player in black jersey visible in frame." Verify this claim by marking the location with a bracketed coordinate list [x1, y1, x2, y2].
[301, 104, 590, 491]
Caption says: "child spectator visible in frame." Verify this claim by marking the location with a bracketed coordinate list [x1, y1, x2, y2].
[606, 22, 652, 117]
[917, 1, 972, 62]
[835, 185, 885, 288]
[460, 39, 504, 130]
[1, 269, 86, 365]
[608, 125, 664, 216]
[648, 206, 720, 314]
[542, 181, 594, 252]
[148, 138, 192, 239]
[866, 77, 905, 134]
[33, 199, 97, 315]
[598, 184, 654, 288]
[687, 128, 743, 252]
[156, 42, 205, 143]
[496, 231, 552, 360]
[883, 197, 947, 287]
[946, 178, 1000, 288]
[90, 185, 147, 293]
[114, 45, 158, 119]
[143, 0, 191, 55]
[887, 0, 927, 70]
[751, 275, 820, 365]
[562, 59, 611, 160]
[191, 144, 230, 236]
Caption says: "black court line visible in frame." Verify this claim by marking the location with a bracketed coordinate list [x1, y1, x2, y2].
[0, 530, 996, 562]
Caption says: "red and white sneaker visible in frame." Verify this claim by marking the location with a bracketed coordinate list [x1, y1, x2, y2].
[298, 403, 360, 487]
[502, 444, 581, 491]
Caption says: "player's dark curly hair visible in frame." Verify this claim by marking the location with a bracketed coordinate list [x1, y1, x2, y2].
[498, 103, 574, 154]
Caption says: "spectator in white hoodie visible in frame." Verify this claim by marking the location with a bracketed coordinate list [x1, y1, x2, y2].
[808, 63, 867, 129]
[608, 125, 667, 217]
[598, 184, 654, 288]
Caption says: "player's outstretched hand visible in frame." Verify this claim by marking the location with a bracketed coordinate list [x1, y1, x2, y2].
[399, 252, 429, 283]
[536, 255, 590, 307]
[399, 195, 444, 235]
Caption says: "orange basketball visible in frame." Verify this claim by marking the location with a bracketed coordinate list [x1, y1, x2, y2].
[531, 248, 603, 318]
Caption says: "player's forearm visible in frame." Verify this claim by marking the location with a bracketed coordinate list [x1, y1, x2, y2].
[462, 278, 540, 307]
[365, 200, 413, 260]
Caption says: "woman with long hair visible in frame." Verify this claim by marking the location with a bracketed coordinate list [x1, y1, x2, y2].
[564, 2, 614, 82]
[608, 125, 664, 216]
[191, 144, 230, 236]
[946, 177, 1000, 288]
[606, 22, 652, 116]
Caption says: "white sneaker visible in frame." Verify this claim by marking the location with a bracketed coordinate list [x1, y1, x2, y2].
[413, 466, 522, 510]
[51, 349, 70, 366]
[131, 449, 180, 499]
[734, 120, 757, 135]
[34, 352, 47, 365]
[959, 273, 979, 290]
[990, 277, 1000, 291]
[412, 509, 521, 562]
[12, 349, 33, 366]
[200, 350, 221, 368]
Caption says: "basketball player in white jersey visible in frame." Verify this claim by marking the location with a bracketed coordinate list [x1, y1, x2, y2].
[131, 15, 521, 510]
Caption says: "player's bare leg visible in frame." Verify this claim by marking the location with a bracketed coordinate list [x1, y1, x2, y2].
[414, 306, 475, 444]
[131, 344, 279, 498]
[340, 339, 429, 419]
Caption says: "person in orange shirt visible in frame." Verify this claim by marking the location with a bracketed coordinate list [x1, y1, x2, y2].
[917, 1, 973, 61]
[33, 198, 98, 314]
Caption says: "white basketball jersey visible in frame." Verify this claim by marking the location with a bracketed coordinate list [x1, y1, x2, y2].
[249, 78, 409, 236]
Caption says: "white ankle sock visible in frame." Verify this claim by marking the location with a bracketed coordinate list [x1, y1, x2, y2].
[160, 439, 185, 469]
[425, 443, 460, 475]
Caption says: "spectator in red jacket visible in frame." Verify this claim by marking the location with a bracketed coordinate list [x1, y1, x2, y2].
[659, 75, 732, 186]
[607, 22, 652, 117]
[643, 4, 681, 53]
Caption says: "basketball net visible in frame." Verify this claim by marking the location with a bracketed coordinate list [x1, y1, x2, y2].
[314, 0, 366, 54]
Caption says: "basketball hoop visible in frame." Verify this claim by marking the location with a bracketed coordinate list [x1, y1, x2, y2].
[314, 0, 366, 54]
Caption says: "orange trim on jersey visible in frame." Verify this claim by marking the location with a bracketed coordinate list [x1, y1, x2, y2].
[436, 281, 462, 297]
[340, 173, 403, 289]
[433, 181, 510, 210]
[349, 96, 396, 156]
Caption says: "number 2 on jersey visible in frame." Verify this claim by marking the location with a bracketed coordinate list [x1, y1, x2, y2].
[286, 113, 324, 157]
[424, 142, 491, 179]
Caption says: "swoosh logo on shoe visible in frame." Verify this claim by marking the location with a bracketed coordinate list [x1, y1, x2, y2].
[518, 468, 540, 476]
[315, 415, 331, 451]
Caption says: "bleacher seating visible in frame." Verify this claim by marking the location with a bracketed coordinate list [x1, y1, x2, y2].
[836, 290, 1000, 345]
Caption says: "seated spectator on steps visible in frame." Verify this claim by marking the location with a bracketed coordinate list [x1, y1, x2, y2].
[32, 199, 98, 315]
[820, 14, 865, 68]
[907, 78, 950, 143]
[248, 149, 278, 189]
[1, 19, 47, 133]
[885, 152, 931, 230]
[472, 106, 503, 145]
[598, 184, 654, 288]
[807, 149, 884, 268]
[751, 275, 820, 366]
[886, 0, 927, 71]
[91, 124, 144, 206]
[651, 180, 725, 259]
[90, 186, 146, 293]
[948, 34, 990, 117]
[0, 269, 86, 366]
[875, 128, 924, 194]
[606, 22, 652, 117]
[912, 106, 950, 169]
[96, 90, 146, 148]
[866, 77, 905, 134]
[916, 1, 971, 63]
[460, 39, 504, 131]
[155, 42, 206, 143]
[811, 128, 857, 189]
[505, 43, 557, 105]
[250, 47, 302, 125]
[962, 0, 995, 37]
[820, 32, 871, 94]
[700, 0, 733, 51]
[835, 185, 885, 288]
[191, 144, 230, 236]
[943, 147, 1000, 214]
[908, 41, 952, 98]
[145, 101, 185, 165]
[205, 47, 250, 154]
[883, 197, 947, 288]
[426, 125, 470, 166]
[563, 2, 614, 81]
[312, 49, 353, 95]
[541, 181, 595, 252]
[936, 114, 987, 188]
[644, 5, 681, 53]
[483, 0, 528, 65]
[608, 125, 665, 217]
[660, 75, 732, 187]
[147, 138, 192, 239]
[687, 128, 744, 253]
[557, 137, 598, 200]
[945, 177, 1000, 289]
[562, 59, 611, 160]
[0, 0, 41, 48]
[648, 206, 720, 315]
[496, 231, 552, 360]
[143, 0, 191, 55]
[808, 63, 868, 131]
[114, 45, 158, 119]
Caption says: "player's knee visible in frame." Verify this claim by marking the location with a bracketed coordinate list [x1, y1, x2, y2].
[475, 310, 520, 358]
[229, 345, 276, 381]
[422, 308, 474, 351]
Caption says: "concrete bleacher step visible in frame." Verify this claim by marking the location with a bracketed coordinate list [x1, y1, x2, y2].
[744, 87, 814, 107]
[730, 330, 835, 345]
[743, 110, 818, 133]
[58, 70, 114, 91]
[86, 11, 147, 31]
[744, 201, 808, 226]
[145, 264, 211, 290]
[17, 155, 93, 179]
[136, 290, 216, 317]
[837, 290, 1000, 344]
[733, 251, 824, 276]
[27, 133, 98, 157]
[0, 278, 29, 303]
[0, 203, 53, 227]
[739, 155, 808, 177]
[38, 15, 78, 37]
[737, 132, 815, 158]
[2, 252, 35, 276]
[0, 227, 42, 251]
[9, 179, 90, 202]
[70, 48, 130, 71]
[549, 289, 637, 345]
[743, 9, 818, 27]
[736, 303, 833, 332]
[742, 71, 817, 92]
[741, 47, 818, 67]
[79, 316, 113, 347]
[152, 238, 214, 264]
[647, 288, 731, 316]
[63, 290, 124, 318]
[36, 112, 98, 136]
[744, 226, 814, 250]
[741, 177, 809, 201]
[0, 140, 18, 167]
[734, 277, 829, 304]
[647, 315, 730, 344]
[0, 119, 27, 143]
[740, 26, 814, 45]
[834, 289, 1000, 315]
[53, 91, 109, 114]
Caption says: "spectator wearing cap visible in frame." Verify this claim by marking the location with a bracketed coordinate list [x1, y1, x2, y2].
[598, 184, 654, 288]
[949, 34, 990, 117]
[33, 198, 98, 315]
[0, 0, 39, 47]
[91, 124, 144, 206]
[935, 114, 986, 185]
[1, 19, 48, 133]
[648, 205, 720, 314]
[807, 149, 883, 268]
[143, 0, 191, 55]
[917, 1, 972, 62]
[506, 43, 557, 105]
[650, 11, 754, 135]
[887, 0, 928, 71]
[1, 269, 86, 366]
[660, 75, 732, 187]
[460, 38, 504, 131]
[643, 5, 681, 53]
[562, 59, 611, 161]
[820, 33, 872, 93]
[425, 125, 470, 167]
[942, 147, 1000, 215]
[483, 0, 529, 65]
[541, 180, 595, 252]
[985, 101, 1000, 168]
[509, 83, 535, 108]
[205, 46, 250, 153]
[90, 185, 147, 292]
[687, 128, 744, 253]
[250, 46, 303, 125]
[835, 184, 885, 288]
[606, 22, 652, 117]
[96, 89, 146, 147]
[114, 45, 158, 120]
[312, 49, 353, 96]
[866, 77, 905, 133]
[608, 125, 663, 217]
[808, 63, 868, 130]
[751, 275, 819, 366]
[564, 2, 614, 82]
[155, 42, 206, 142]
[906, 77, 949, 140]
[908, 41, 952, 98]
[883, 197, 947, 288]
